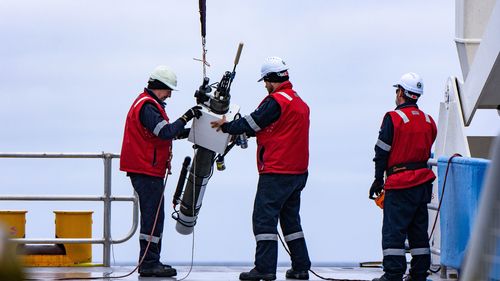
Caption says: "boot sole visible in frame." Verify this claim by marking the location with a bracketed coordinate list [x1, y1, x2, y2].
[286, 275, 309, 280]
[240, 277, 276, 281]
[139, 273, 177, 277]
[139, 271, 177, 277]
[239, 275, 276, 281]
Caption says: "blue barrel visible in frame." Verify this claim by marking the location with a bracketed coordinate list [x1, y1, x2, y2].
[438, 156, 489, 269]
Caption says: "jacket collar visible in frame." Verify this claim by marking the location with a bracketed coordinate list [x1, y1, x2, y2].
[396, 101, 418, 110]
[144, 88, 166, 108]
[272, 80, 293, 93]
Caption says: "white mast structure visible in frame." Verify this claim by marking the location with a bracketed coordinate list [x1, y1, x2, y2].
[430, 0, 500, 276]
[435, 0, 500, 159]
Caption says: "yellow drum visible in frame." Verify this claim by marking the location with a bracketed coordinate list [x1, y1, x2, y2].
[54, 211, 93, 263]
[0, 210, 28, 238]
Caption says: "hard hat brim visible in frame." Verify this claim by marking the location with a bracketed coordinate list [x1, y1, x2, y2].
[163, 81, 178, 91]
[150, 65, 178, 91]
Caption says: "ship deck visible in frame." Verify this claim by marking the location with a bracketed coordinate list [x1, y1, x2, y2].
[25, 265, 458, 280]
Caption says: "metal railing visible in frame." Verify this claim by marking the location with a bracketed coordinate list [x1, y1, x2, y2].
[427, 158, 439, 213]
[0, 152, 138, 267]
[426, 158, 440, 257]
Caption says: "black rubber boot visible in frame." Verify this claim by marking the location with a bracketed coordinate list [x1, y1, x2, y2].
[286, 268, 309, 280]
[372, 275, 391, 281]
[239, 268, 276, 280]
[139, 263, 177, 277]
[403, 274, 428, 281]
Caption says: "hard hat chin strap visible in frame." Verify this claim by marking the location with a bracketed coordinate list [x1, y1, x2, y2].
[403, 90, 419, 100]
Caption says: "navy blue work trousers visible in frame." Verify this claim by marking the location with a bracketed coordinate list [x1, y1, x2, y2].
[382, 181, 433, 281]
[129, 173, 165, 268]
[252, 172, 311, 274]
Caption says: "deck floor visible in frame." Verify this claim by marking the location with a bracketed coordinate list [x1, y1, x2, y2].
[25, 266, 457, 281]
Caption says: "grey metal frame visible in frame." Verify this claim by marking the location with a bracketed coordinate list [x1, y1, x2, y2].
[426, 158, 440, 257]
[0, 152, 138, 267]
[461, 134, 500, 281]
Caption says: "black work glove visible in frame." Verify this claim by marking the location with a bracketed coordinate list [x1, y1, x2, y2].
[175, 128, 190, 140]
[369, 179, 384, 200]
[180, 106, 202, 123]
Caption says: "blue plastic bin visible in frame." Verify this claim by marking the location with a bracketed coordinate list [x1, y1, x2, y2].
[438, 156, 489, 269]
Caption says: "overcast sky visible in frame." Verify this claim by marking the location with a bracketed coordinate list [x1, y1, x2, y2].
[0, 0, 498, 266]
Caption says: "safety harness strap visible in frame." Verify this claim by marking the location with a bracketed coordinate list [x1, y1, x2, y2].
[386, 162, 428, 176]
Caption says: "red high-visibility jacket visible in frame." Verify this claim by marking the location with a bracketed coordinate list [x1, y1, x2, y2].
[120, 91, 172, 178]
[384, 106, 437, 189]
[256, 81, 309, 174]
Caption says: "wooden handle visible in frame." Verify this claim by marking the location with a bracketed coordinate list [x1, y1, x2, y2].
[234, 42, 244, 66]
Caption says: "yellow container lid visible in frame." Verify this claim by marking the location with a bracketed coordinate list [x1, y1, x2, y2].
[53, 211, 94, 214]
[0, 210, 28, 214]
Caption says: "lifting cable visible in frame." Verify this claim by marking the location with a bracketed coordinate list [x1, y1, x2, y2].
[24, 1, 211, 280]
[277, 233, 368, 281]
[195, 0, 210, 78]
[277, 154, 463, 281]
[426, 153, 462, 274]
[175, 113, 201, 281]
[429, 153, 462, 240]
[24, 153, 461, 281]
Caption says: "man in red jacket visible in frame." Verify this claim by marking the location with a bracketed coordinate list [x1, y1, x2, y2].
[212, 57, 311, 281]
[120, 65, 201, 277]
[370, 73, 437, 281]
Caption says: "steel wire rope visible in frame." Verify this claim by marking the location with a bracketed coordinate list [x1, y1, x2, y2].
[176, 126, 198, 281]
[276, 232, 369, 281]
[25, 1, 210, 279]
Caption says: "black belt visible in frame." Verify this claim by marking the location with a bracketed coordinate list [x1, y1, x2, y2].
[386, 162, 429, 176]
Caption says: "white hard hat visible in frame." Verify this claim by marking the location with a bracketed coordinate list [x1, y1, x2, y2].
[149, 65, 178, 90]
[258, 56, 289, 82]
[393, 72, 423, 97]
